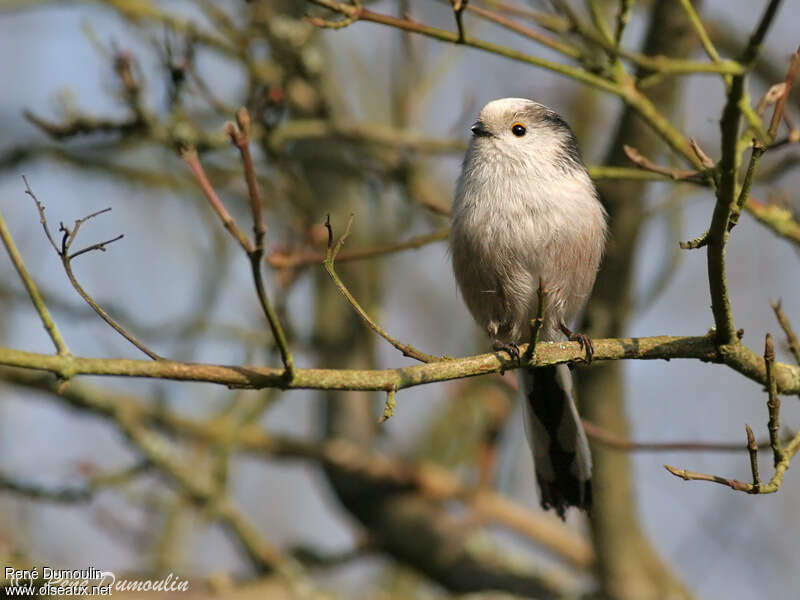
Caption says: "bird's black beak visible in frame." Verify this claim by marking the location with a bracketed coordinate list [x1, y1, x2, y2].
[471, 120, 492, 137]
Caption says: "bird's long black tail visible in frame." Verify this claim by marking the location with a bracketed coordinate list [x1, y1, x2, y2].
[520, 364, 592, 518]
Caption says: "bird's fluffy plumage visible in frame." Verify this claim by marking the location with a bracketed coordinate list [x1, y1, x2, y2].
[450, 98, 607, 516]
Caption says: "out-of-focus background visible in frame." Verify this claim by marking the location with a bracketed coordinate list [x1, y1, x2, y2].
[0, 1, 799, 598]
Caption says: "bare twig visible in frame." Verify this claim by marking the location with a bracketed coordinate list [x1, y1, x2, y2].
[523, 279, 547, 363]
[471, 0, 571, 33]
[764, 333, 784, 467]
[306, 0, 362, 29]
[0, 461, 150, 503]
[744, 196, 800, 246]
[185, 132, 295, 380]
[664, 328, 800, 495]
[23, 180, 161, 360]
[689, 138, 715, 169]
[23, 175, 59, 254]
[727, 139, 766, 232]
[323, 215, 441, 364]
[613, 0, 635, 48]
[307, 0, 623, 95]
[23, 110, 144, 141]
[623, 144, 703, 181]
[678, 0, 722, 64]
[0, 188, 69, 356]
[379, 387, 397, 423]
[68, 234, 125, 260]
[771, 300, 800, 365]
[465, 2, 581, 58]
[583, 419, 776, 453]
[227, 108, 265, 247]
[663, 464, 754, 492]
[451, 0, 467, 43]
[755, 82, 787, 116]
[267, 227, 449, 270]
[704, 0, 783, 346]
[766, 48, 800, 141]
[665, 427, 800, 494]
[731, 50, 800, 232]
[181, 147, 253, 254]
[745, 424, 761, 490]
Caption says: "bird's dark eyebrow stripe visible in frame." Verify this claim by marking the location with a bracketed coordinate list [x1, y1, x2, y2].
[524, 106, 584, 171]
[540, 110, 571, 132]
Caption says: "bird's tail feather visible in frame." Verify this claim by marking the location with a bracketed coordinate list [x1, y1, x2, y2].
[520, 364, 592, 518]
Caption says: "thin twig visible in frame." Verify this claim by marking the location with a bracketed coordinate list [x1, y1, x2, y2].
[23, 175, 59, 254]
[745, 424, 760, 491]
[323, 215, 441, 364]
[185, 137, 295, 379]
[0, 196, 70, 356]
[623, 144, 703, 181]
[523, 279, 547, 363]
[227, 108, 265, 247]
[766, 48, 800, 140]
[677, 0, 722, 64]
[59, 232, 160, 360]
[727, 140, 765, 231]
[613, 0, 635, 48]
[267, 227, 449, 269]
[471, 0, 572, 33]
[0, 461, 150, 503]
[583, 419, 776, 453]
[68, 234, 125, 260]
[771, 300, 800, 365]
[550, 0, 742, 77]
[663, 464, 754, 492]
[307, 0, 623, 95]
[730, 49, 800, 232]
[664, 427, 800, 494]
[704, 0, 783, 346]
[689, 138, 714, 169]
[764, 333, 784, 467]
[451, 0, 467, 43]
[586, 0, 615, 50]
[23, 181, 161, 360]
[181, 147, 253, 254]
[465, 2, 581, 59]
[306, 0, 362, 29]
[664, 326, 800, 495]
[379, 387, 397, 423]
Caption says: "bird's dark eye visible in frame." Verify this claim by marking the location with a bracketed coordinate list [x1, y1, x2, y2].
[511, 122, 526, 137]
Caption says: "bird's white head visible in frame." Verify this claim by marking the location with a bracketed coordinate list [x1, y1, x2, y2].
[469, 97, 583, 172]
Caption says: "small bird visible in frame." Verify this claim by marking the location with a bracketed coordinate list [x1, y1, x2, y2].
[450, 98, 607, 517]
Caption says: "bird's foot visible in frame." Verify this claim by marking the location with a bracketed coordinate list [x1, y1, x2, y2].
[492, 339, 520, 363]
[559, 323, 594, 364]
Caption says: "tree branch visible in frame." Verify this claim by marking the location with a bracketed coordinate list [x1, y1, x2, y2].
[0, 189, 69, 356]
[323, 215, 442, 364]
[4, 332, 799, 394]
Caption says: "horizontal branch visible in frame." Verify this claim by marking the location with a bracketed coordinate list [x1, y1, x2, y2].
[582, 420, 776, 453]
[267, 227, 450, 269]
[2, 334, 798, 394]
[308, 0, 623, 95]
[268, 118, 466, 153]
